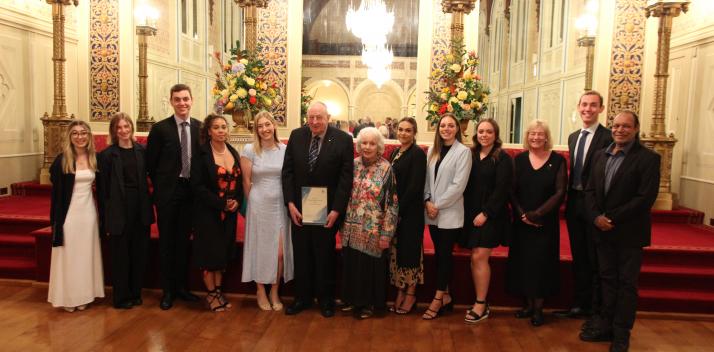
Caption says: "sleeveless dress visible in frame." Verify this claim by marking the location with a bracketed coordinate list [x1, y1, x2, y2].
[241, 143, 294, 284]
[48, 169, 105, 307]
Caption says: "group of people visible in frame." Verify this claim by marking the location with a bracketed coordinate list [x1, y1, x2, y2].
[47, 86, 659, 352]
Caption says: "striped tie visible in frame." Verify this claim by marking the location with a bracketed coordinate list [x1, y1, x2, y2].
[308, 136, 320, 172]
[180, 122, 190, 177]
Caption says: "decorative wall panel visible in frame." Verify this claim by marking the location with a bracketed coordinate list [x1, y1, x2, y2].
[607, 0, 647, 124]
[89, 0, 120, 121]
[149, 0, 172, 56]
[257, 0, 288, 125]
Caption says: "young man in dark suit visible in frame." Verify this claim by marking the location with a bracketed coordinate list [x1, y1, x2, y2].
[281, 101, 354, 318]
[556, 91, 613, 320]
[580, 110, 661, 352]
[146, 84, 202, 310]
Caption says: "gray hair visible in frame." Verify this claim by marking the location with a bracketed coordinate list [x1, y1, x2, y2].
[355, 127, 385, 155]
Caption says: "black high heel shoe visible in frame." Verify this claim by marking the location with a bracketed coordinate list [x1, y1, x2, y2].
[440, 296, 454, 314]
[395, 292, 416, 315]
[422, 297, 444, 320]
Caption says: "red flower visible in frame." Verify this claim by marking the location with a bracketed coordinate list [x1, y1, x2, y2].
[249, 96, 257, 105]
[439, 103, 448, 114]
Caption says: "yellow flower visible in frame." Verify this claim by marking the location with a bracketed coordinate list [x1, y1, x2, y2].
[264, 98, 273, 107]
[445, 54, 455, 62]
[237, 88, 248, 98]
[440, 93, 448, 101]
[482, 94, 489, 103]
[463, 72, 472, 80]
[450, 64, 461, 72]
[473, 101, 483, 110]
[245, 77, 256, 86]
[430, 103, 438, 111]
[457, 91, 468, 100]
[449, 97, 459, 104]
[239, 58, 248, 65]
[441, 87, 450, 94]
[229, 94, 238, 102]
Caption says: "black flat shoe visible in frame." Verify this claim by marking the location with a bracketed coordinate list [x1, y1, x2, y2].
[113, 301, 133, 310]
[610, 340, 629, 352]
[553, 306, 592, 319]
[531, 310, 544, 327]
[159, 293, 174, 310]
[285, 300, 312, 315]
[580, 328, 614, 342]
[514, 308, 533, 319]
[176, 290, 200, 302]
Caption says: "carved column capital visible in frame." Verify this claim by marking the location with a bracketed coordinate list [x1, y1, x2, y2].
[441, 0, 477, 14]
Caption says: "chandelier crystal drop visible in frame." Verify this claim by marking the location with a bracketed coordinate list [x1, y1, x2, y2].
[346, 0, 394, 87]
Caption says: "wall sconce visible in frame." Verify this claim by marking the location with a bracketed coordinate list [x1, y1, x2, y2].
[135, 2, 159, 132]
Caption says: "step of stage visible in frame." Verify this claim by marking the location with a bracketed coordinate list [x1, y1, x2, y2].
[0, 233, 36, 259]
[0, 257, 36, 280]
[10, 181, 51, 197]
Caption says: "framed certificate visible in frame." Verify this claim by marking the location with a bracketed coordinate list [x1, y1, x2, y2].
[301, 186, 328, 225]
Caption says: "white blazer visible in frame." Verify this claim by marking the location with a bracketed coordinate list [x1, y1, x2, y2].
[424, 140, 472, 229]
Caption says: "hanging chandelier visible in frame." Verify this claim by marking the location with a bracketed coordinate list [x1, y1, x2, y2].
[346, 0, 394, 87]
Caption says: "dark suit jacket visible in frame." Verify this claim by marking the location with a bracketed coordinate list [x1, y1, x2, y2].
[584, 142, 661, 248]
[190, 143, 243, 237]
[97, 143, 154, 236]
[145, 115, 201, 206]
[282, 126, 354, 224]
[567, 123, 613, 190]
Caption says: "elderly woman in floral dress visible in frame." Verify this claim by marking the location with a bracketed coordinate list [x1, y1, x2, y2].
[340, 127, 399, 319]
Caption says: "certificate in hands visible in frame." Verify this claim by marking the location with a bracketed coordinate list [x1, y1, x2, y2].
[301, 186, 328, 225]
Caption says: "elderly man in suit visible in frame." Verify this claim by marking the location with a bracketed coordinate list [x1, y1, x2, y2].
[579, 110, 660, 352]
[146, 84, 202, 310]
[555, 91, 613, 320]
[282, 101, 354, 318]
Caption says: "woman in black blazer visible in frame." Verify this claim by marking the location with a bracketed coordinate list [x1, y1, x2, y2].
[388, 117, 426, 315]
[97, 113, 154, 309]
[462, 118, 513, 323]
[191, 114, 242, 312]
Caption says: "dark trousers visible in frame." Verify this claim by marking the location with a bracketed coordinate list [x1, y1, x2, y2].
[157, 181, 193, 294]
[596, 240, 643, 342]
[566, 190, 601, 312]
[428, 226, 460, 291]
[291, 223, 337, 305]
[110, 188, 150, 305]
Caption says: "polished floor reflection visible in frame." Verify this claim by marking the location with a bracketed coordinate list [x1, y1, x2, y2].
[1, 280, 713, 351]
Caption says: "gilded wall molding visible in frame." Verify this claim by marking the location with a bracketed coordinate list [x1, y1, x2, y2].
[89, 0, 120, 121]
[257, 0, 288, 125]
[606, 0, 647, 124]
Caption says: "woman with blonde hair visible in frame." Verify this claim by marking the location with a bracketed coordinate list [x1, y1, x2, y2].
[507, 119, 567, 326]
[240, 111, 293, 311]
[97, 113, 154, 309]
[48, 120, 105, 312]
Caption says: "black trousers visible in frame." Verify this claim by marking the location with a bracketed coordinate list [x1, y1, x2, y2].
[291, 223, 337, 305]
[566, 190, 601, 312]
[596, 240, 643, 342]
[110, 188, 150, 305]
[157, 180, 193, 294]
[428, 226, 460, 291]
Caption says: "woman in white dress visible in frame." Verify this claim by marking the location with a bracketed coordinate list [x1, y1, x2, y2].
[240, 111, 293, 311]
[48, 120, 105, 312]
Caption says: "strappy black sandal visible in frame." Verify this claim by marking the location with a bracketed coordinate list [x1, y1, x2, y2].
[205, 289, 227, 312]
[465, 299, 490, 324]
[422, 297, 443, 320]
[395, 292, 416, 315]
[215, 286, 232, 309]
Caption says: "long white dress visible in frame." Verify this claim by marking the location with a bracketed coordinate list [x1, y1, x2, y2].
[48, 169, 105, 307]
[241, 143, 294, 284]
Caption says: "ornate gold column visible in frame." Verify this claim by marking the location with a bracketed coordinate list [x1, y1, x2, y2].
[235, 0, 269, 52]
[641, 1, 689, 210]
[441, 0, 476, 45]
[40, 0, 78, 185]
[136, 24, 157, 132]
[577, 36, 596, 91]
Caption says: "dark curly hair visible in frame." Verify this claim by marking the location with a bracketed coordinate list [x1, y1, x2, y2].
[200, 114, 228, 144]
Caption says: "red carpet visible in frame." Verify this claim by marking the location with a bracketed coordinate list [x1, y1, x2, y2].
[1, 184, 713, 314]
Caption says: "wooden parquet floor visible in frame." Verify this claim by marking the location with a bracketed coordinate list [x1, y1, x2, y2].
[1, 280, 713, 352]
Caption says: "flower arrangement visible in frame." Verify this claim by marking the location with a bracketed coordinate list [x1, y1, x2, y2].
[300, 88, 313, 126]
[425, 41, 490, 126]
[212, 41, 279, 115]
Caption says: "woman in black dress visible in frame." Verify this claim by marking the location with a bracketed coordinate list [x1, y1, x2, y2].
[388, 117, 426, 315]
[98, 113, 154, 309]
[507, 119, 566, 326]
[191, 114, 242, 312]
[462, 118, 513, 323]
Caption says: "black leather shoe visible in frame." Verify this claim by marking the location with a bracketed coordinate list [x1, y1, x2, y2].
[320, 301, 335, 318]
[113, 301, 134, 309]
[285, 300, 312, 315]
[530, 310, 544, 327]
[610, 341, 629, 352]
[160, 293, 174, 310]
[580, 328, 614, 342]
[553, 306, 592, 318]
[514, 308, 533, 319]
[176, 290, 200, 302]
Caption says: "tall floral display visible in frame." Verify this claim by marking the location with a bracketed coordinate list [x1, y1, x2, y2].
[425, 42, 490, 127]
[212, 41, 279, 132]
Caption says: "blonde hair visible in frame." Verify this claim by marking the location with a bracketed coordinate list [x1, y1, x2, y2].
[62, 120, 97, 174]
[252, 111, 281, 156]
[429, 113, 462, 162]
[108, 112, 136, 145]
[522, 119, 553, 151]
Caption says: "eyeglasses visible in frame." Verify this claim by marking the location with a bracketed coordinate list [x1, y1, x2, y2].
[70, 131, 89, 138]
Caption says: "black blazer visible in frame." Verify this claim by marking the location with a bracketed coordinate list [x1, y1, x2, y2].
[463, 149, 514, 233]
[97, 143, 154, 236]
[145, 115, 201, 206]
[390, 143, 426, 218]
[282, 126, 354, 223]
[190, 142, 243, 235]
[584, 142, 661, 248]
[567, 123, 613, 190]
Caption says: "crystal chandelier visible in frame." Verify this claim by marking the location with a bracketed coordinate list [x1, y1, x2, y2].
[346, 0, 394, 87]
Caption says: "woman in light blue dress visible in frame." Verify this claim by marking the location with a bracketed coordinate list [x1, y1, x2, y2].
[240, 111, 294, 311]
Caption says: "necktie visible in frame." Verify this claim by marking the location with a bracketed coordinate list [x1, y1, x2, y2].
[572, 130, 590, 189]
[308, 136, 320, 172]
[180, 122, 190, 177]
